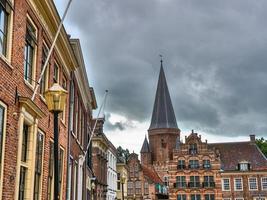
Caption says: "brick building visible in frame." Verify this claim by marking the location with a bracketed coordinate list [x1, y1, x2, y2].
[68, 39, 97, 200]
[168, 131, 222, 200]
[140, 60, 267, 200]
[92, 118, 109, 200]
[0, 0, 77, 199]
[127, 153, 168, 200]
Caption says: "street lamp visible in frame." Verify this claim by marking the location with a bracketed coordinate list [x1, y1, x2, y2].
[121, 174, 126, 200]
[45, 83, 67, 200]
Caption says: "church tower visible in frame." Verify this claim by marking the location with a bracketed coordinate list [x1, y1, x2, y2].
[148, 59, 180, 163]
[140, 136, 152, 166]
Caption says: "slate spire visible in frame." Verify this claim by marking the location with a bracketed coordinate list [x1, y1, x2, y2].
[149, 59, 178, 130]
[141, 136, 150, 153]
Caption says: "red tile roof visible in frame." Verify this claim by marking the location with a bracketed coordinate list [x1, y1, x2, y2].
[141, 165, 163, 184]
[209, 141, 267, 171]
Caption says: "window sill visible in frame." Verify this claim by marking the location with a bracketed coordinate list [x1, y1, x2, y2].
[39, 95, 47, 104]
[24, 80, 35, 91]
[0, 54, 13, 70]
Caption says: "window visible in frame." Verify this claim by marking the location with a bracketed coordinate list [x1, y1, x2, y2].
[134, 163, 139, 177]
[177, 160, 186, 169]
[223, 198, 231, 200]
[47, 142, 54, 199]
[203, 176, 215, 188]
[47, 142, 64, 200]
[59, 148, 64, 199]
[24, 20, 37, 85]
[33, 132, 44, 200]
[135, 181, 141, 194]
[19, 124, 30, 200]
[239, 162, 250, 171]
[189, 176, 200, 188]
[203, 160, 211, 169]
[130, 166, 134, 177]
[191, 194, 201, 200]
[177, 194, 186, 200]
[73, 161, 77, 199]
[117, 181, 121, 190]
[189, 160, 199, 169]
[164, 176, 169, 187]
[0, 102, 7, 186]
[40, 44, 49, 96]
[144, 182, 149, 195]
[205, 194, 215, 200]
[59, 73, 67, 122]
[248, 177, 258, 190]
[0, 0, 11, 56]
[234, 178, 243, 191]
[262, 177, 267, 190]
[176, 176, 186, 188]
[127, 181, 133, 195]
[235, 198, 244, 200]
[222, 178, 230, 191]
[189, 143, 197, 154]
[53, 63, 59, 83]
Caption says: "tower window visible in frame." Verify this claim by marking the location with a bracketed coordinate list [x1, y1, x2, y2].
[189, 143, 197, 154]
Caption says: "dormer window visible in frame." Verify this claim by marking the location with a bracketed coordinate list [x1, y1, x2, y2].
[238, 161, 250, 171]
[189, 143, 197, 155]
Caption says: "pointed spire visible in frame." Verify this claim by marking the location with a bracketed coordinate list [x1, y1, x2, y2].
[149, 59, 178, 130]
[141, 136, 150, 153]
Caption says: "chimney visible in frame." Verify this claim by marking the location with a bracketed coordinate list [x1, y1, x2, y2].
[250, 134, 256, 142]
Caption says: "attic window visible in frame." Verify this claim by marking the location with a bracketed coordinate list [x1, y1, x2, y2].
[238, 161, 250, 171]
[189, 143, 197, 155]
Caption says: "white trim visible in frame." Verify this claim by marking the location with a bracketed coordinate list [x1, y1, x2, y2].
[0, 101, 7, 200]
[234, 177, 243, 191]
[222, 178, 231, 191]
[261, 177, 267, 190]
[248, 177, 258, 191]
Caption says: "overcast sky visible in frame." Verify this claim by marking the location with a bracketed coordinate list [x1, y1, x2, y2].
[55, 0, 267, 153]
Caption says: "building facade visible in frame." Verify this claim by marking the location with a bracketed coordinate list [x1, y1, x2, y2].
[127, 153, 168, 200]
[92, 118, 109, 200]
[0, 0, 79, 199]
[117, 157, 128, 200]
[140, 60, 267, 200]
[107, 141, 117, 200]
[68, 39, 97, 200]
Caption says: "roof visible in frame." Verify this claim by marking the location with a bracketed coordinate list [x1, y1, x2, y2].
[209, 141, 267, 171]
[142, 165, 163, 184]
[149, 61, 178, 130]
[140, 136, 150, 153]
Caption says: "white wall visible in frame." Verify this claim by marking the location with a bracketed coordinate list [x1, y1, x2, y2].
[107, 150, 117, 200]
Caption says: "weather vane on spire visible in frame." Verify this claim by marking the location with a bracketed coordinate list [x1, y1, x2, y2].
[159, 54, 163, 65]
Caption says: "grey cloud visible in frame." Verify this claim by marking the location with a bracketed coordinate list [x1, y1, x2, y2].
[62, 0, 267, 138]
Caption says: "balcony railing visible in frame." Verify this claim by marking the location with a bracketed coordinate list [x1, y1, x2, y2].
[203, 182, 215, 188]
[203, 164, 211, 169]
[188, 164, 200, 169]
[188, 182, 201, 188]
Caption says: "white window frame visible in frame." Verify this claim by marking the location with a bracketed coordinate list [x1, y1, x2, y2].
[24, 15, 38, 88]
[0, 101, 7, 200]
[234, 178, 243, 191]
[261, 177, 267, 190]
[222, 178, 231, 191]
[248, 177, 258, 191]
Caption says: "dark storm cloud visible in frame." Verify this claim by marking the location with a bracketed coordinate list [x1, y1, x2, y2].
[63, 0, 267, 137]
